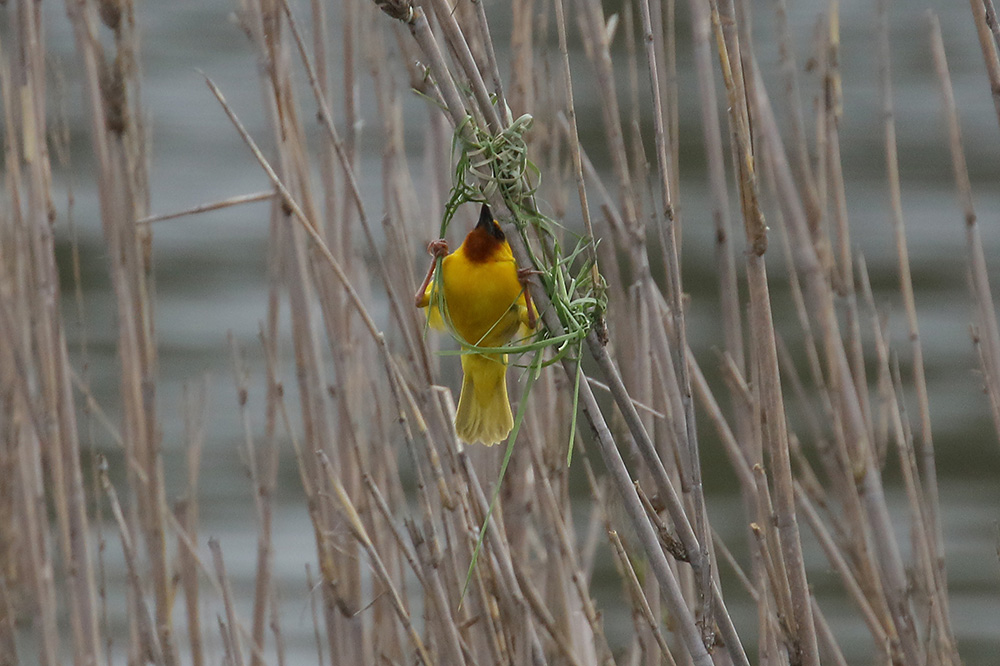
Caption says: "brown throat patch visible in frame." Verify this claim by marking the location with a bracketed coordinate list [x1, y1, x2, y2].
[460, 226, 504, 264]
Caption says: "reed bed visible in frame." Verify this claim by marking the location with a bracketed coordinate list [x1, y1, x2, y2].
[1, 0, 997, 664]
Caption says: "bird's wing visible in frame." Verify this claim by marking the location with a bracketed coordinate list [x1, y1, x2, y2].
[418, 280, 447, 331]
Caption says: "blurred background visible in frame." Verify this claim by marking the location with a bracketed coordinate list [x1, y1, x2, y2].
[31, 0, 1000, 662]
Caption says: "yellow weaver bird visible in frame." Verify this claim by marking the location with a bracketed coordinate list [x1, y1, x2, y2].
[415, 204, 538, 446]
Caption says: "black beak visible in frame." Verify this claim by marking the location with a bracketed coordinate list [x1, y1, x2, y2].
[475, 203, 505, 241]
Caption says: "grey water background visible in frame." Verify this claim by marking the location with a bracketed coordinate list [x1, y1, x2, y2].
[37, 0, 1000, 663]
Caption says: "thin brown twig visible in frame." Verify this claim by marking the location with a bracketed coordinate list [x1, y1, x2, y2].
[137, 190, 275, 224]
[100, 462, 166, 666]
[210, 539, 244, 666]
[318, 452, 435, 666]
[607, 530, 678, 666]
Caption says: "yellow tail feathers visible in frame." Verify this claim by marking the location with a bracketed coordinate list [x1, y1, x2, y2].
[455, 353, 513, 446]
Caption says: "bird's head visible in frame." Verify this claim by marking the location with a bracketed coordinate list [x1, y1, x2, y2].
[475, 203, 506, 241]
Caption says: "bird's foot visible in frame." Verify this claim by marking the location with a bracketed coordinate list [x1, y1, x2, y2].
[415, 239, 450, 307]
[427, 239, 449, 257]
[517, 267, 542, 329]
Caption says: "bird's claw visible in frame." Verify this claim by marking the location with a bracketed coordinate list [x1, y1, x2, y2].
[517, 267, 542, 329]
[427, 239, 449, 258]
[416, 239, 449, 307]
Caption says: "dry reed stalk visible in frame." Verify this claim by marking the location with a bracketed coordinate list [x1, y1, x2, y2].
[689, 355, 755, 494]
[774, 337, 826, 461]
[771, 0, 821, 236]
[795, 484, 889, 654]
[467, 0, 751, 659]
[235, 3, 367, 656]
[0, 0, 986, 663]
[729, 6, 970, 664]
[585, 337, 745, 666]
[228, 336, 279, 666]
[397, 496, 471, 665]
[509, 0, 535, 116]
[101, 462, 164, 666]
[261, 283, 286, 666]
[754, 54, 926, 666]
[886, 359, 956, 662]
[822, 8, 874, 450]
[511, 561, 588, 666]
[469, 0, 509, 124]
[587, 222, 750, 660]
[63, 0, 177, 662]
[810, 597, 850, 666]
[623, 8, 647, 223]
[751, 466, 795, 629]
[859, 258, 959, 664]
[340, 0, 360, 266]
[428, 0, 502, 134]
[267, 583, 287, 666]
[89, 383, 274, 666]
[319, 453, 435, 666]
[367, 33, 436, 380]
[878, 0, 943, 565]
[970, 0, 1000, 129]
[607, 529, 677, 666]
[0, 311, 61, 666]
[972, 325, 1000, 438]
[685, 0, 744, 375]
[209, 539, 244, 666]
[576, 0, 640, 235]
[0, 29, 62, 666]
[636, 0, 713, 633]
[524, 425, 611, 664]
[552, 0, 603, 301]
[309, 0, 334, 235]
[658, 0, 680, 204]
[711, 4, 821, 662]
[3, 4, 110, 664]
[984, 0, 1000, 52]
[279, 0, 425, 372]
[771, 193, 893, 655]
[204, 24, 544, 652]
[772, 197, 825, 417]
[178, 380, 206, 666]
[552, 24, 752, 660]
[302, 565, 325, 666]
[930, 12, 1000, 447]
[370, 13, 728, 665]
[707, 31, 771, 639]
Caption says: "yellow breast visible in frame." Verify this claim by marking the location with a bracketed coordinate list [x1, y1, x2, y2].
[441, 241, 526, 348]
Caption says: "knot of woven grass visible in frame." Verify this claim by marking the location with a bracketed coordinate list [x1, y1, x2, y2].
[445, 113, 606, 354]
[465, 114, 534, 205]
